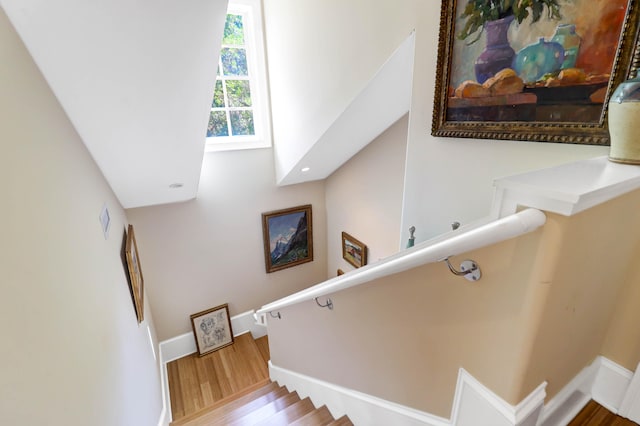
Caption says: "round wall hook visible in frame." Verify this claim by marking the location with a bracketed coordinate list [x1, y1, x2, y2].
[444, 257, 481, 282]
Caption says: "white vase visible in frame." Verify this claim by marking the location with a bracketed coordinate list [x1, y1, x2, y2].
[608, 76, 640, 164]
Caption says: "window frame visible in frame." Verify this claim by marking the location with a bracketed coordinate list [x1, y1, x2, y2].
[205, 0, 271, 152]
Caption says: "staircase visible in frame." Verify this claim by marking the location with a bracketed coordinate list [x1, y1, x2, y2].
[170, 380, 352, 425]
[167, 332, 352, 425]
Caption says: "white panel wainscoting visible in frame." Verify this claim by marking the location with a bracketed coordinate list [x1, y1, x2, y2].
[269, 355, 639, 426]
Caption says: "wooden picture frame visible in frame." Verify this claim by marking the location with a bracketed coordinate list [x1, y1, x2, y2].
[190, 303, 234, 356]
[125, 224, 144, 323]
[432, 0, 640, 145]
[342, 231, 367, 268]
[262, 204, 313, 273]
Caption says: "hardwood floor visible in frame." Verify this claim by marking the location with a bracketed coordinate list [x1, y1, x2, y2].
[168, 333, 636, 425]
[568, 400, 638, 425]
[168, 332, 270, 421]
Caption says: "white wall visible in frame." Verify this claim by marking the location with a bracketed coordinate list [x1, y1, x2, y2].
[126, 148, 327, 341]
[325, 114, 409, 276]
[0, 9, 163, 425]
[263, 0, 609, 245]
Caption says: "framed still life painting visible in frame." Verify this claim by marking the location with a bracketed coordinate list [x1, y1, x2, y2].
[261, 204, 313, 273]
[432, 0, 640, 144]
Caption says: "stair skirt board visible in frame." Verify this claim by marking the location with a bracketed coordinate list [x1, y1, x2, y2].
[269, 356, 635, 426]
[157, 310, 267, 426]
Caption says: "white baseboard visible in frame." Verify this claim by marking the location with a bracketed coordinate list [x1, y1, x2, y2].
[269, 361, 450, 426]
[157, 310, 266, 424]
[539, 356, 634, 425]
[591, 357, 633, 414]
[270, 356, 637, 426]
[452, 369, 546, 426]
[156, 323, 637, 426]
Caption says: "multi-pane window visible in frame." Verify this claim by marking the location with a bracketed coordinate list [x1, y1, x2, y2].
[206, 0, 270, 151]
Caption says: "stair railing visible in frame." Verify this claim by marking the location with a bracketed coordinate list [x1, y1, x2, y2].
[256, 208, 546, 319]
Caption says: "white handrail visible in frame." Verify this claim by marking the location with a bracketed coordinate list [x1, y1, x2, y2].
[256, 208, 546, 316]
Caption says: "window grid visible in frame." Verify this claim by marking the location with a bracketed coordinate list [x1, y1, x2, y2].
[206, 0, 271, 152]
[209, 13, 255, 139]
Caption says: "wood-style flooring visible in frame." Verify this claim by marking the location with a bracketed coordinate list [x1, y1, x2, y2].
[568, 400, 638, 425]
[168, 332, 271, 421]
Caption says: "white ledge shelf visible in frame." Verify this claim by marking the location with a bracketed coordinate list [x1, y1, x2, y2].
[492, 156, 640, 217]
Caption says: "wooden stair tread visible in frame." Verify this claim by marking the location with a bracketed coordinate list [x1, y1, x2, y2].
[226, 391, 301, 426]
[328, 415, 354, 425]
[199, 386, 290, 426]
[170, 379, 275, 425]
[289, 404, 335, 426]
[253, 397, 315, 425]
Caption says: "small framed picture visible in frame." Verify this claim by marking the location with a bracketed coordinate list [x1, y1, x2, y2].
[125, 224, 144, 323]
[342, 231, 367, 268]
[190, 304, 234, 356]
[262, 204, 313, 273]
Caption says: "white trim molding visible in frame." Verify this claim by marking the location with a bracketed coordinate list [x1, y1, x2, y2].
[269, 361, 449, 426]
[619, 360, 640, 421]
[493, 156, 640, 218]
[539, 356, 634, 425]
[452, 369, 546, 426]
[269, 356, 639, 426]
[269, 362, 545, 426]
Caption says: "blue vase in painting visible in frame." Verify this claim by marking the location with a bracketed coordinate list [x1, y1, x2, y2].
[513, 38, 565, 83]
[474, 15, 516, 84]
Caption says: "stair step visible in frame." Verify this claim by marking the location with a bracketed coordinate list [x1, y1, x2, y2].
[226, 391, 301, 426]
[253, 397, 315, 425]
[290, 405, 335, 425]
[170, 381, 281, 426]
[328, 415, 354, 426]
[205, 386, 290, 426]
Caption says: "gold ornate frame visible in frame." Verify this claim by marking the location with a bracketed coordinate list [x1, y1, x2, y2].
[432, 0, 640, 145]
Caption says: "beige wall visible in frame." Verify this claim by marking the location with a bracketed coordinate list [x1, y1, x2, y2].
[0, 10, 162, 425]
[268, 190, 640, 417]
[520, 190, 640, 399]
[126, 149, 327, 340]
[325, 114, 408, 276]
[269, 233, 544, 417]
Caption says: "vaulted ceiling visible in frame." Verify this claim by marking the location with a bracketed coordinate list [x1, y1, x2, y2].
[2, 0, 229, 208]
[2, 0, 413, 209]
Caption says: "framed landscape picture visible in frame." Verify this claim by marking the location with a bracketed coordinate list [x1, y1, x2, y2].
[432, 0, 640, 145]
[190, 304, 234, 356]
[342, 232, 367, 268]
[261, 205, 313, 273]
[125, 224, 144, 323]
